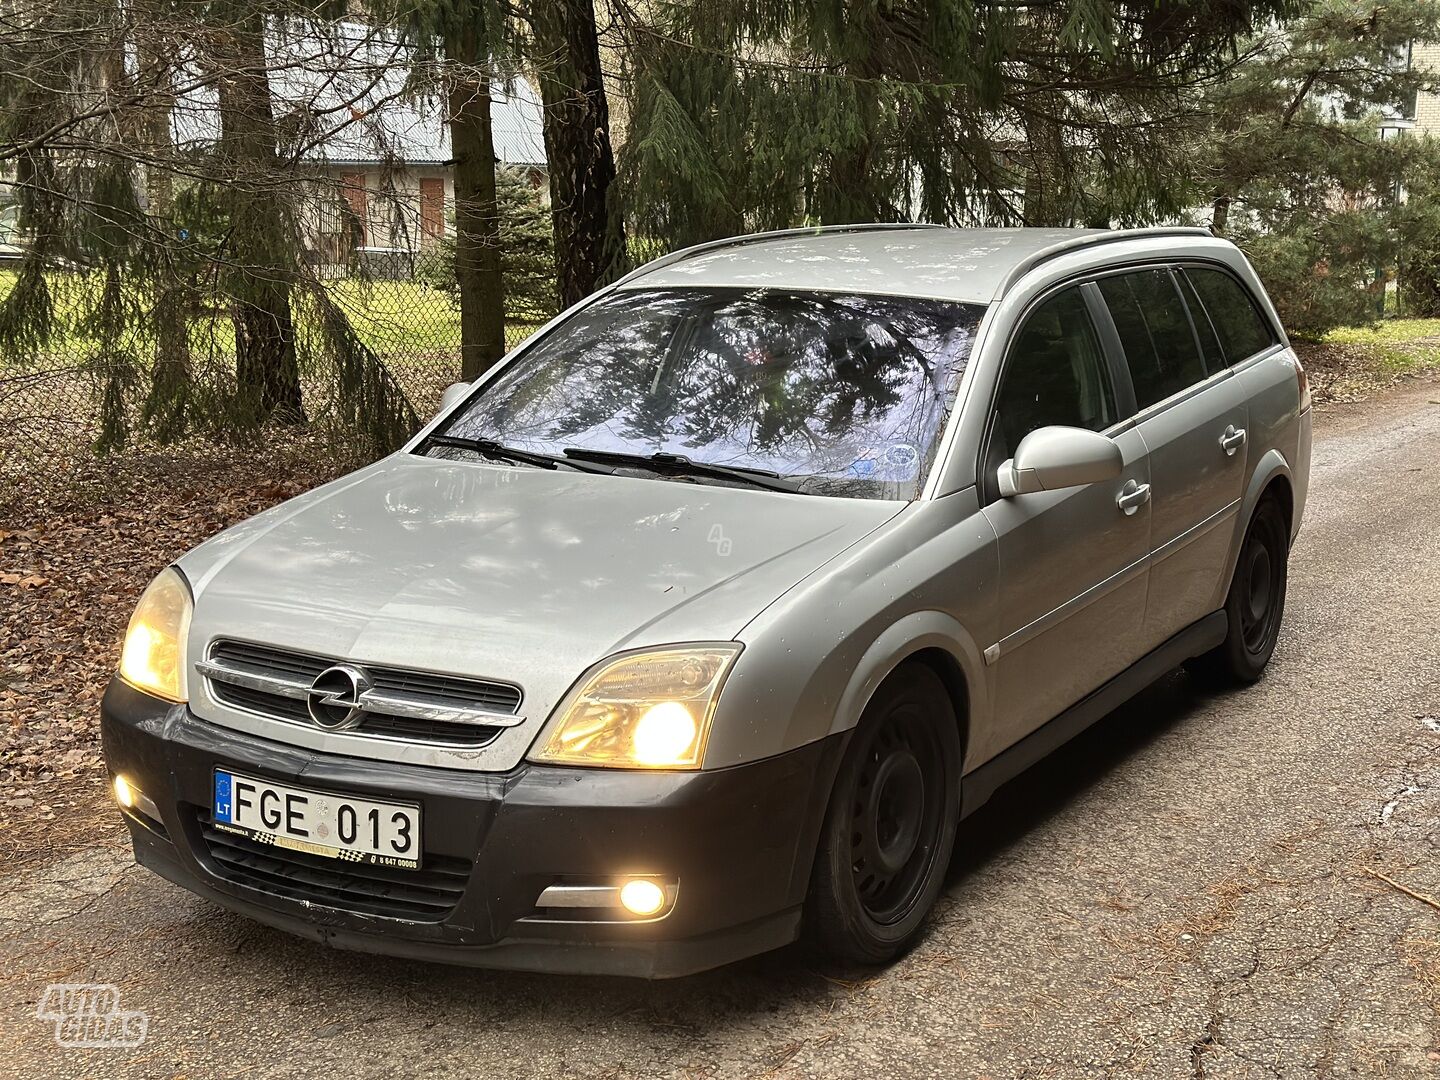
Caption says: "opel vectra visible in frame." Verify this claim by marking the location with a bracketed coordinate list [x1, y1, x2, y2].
[103, 225, 1311, 976]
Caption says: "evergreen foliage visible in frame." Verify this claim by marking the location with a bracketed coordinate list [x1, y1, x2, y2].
[0, 5, 422, 456]
[6, 0, 1440, 470]
[617, 0, 1306, 247]
[1195, 0, 1440, 335]
[417, 166, 558, 322]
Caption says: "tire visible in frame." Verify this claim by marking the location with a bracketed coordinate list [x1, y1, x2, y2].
[805, 663, 961, 966]
[1189, 496, 1289, 686]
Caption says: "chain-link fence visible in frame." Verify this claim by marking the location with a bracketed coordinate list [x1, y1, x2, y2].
[0, 265, 537, 510]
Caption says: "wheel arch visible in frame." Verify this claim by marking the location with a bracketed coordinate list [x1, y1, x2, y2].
[1264, 472, 1295, 536]
[827, 611, 986, 773]
[1217, 449, 1293, 605]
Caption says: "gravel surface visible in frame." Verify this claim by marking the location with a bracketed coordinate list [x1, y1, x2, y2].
[2, 380, 1438, 1078]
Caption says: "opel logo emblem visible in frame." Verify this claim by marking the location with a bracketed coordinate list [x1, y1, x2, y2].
[306, 664, 373, 731]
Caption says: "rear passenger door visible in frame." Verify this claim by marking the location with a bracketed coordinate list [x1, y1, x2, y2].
[1095, 267, 1249, 645]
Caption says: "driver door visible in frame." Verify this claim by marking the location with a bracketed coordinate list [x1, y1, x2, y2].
[979, 284, 1153, 753]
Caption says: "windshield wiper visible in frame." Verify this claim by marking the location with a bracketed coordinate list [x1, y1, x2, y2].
[420, 434, 613, 474]
[561, 448, 804, 494]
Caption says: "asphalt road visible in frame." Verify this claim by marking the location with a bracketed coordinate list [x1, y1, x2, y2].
[4, 382, 1439, 1079]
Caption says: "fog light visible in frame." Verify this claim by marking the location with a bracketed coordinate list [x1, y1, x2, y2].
[113, 774, 136, 810]
[619, 878, 667, 917]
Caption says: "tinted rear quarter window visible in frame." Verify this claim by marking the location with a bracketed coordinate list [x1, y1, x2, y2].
[1097, 269, 1208, 410]
[1183, 267, 1276, 364]
[1175, 271, 1225, 373]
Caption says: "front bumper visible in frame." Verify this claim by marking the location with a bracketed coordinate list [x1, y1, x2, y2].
[101, 678, 844, 977]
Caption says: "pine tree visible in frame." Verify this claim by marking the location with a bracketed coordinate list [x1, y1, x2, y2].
[1196, 0, 1440, 334]
[0, 0, 420, 452]
[379, 0, 513, 380]
[615, 1, 1305, 247]
[418, 165, 558, 321]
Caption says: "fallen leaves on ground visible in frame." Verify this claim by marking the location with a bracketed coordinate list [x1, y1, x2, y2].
[0, 436, 346, 864]
[1296, 337, 1440, 406]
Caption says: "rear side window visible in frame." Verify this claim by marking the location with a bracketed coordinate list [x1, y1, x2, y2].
[1098, 269, 1208, 410]
[1175, 271, 1225, 373]
[991, 286, 1116, 462]
[1183, 268, 1276, 363]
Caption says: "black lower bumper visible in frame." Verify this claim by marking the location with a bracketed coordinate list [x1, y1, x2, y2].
[101, 678, 845, 978]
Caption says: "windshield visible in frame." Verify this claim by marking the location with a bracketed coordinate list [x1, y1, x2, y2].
[435, 288, 985, 500]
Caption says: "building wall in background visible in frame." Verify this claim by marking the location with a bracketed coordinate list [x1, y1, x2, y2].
[1410, 42, 1440, 134]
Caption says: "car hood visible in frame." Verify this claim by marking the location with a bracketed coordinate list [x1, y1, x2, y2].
[179, 452, 902, 726]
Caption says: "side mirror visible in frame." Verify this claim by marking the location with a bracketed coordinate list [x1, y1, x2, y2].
[436, 381, 472, 416]
[998, 426, 1122, 497]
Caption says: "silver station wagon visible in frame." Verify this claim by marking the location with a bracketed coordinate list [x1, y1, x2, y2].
[104, 225, 1312, 977]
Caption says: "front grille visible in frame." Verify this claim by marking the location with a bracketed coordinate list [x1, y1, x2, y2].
[196, 811, 471, 921]
[212, 640, 328, 683]
[204, 640, 522, 748]
[214, 682, 311, 723]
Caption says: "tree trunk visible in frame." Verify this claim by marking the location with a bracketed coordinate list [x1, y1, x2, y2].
[1211, 193, 1231, 234]
[215, 9, 304, 425]
[1020, 97, 1073, 227]
[136, 11, 193, 439]
[530, 0, 623, 309]
[446, 20, 506, 381]
[94, 15, 136, 452]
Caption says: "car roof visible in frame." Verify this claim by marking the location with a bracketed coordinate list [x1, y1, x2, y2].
[615, 225, 1216, 306]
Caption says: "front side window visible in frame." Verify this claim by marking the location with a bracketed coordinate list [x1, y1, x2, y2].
[1099, 269, 1208, 410]
[437, 288, 985, 500]
[1183, 267, 1277, 364]
[990, 286, 1116, 464]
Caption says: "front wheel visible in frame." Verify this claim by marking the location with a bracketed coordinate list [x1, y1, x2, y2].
[805, 664, 961, 965]
[1190, 496, 1289, 685]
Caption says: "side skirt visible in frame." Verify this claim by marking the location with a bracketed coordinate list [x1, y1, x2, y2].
[959, 610, 1228, 819]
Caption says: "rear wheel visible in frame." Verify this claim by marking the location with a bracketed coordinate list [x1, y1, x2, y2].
[805, 664, 960, 965]
[1190, 496, 1289, 685]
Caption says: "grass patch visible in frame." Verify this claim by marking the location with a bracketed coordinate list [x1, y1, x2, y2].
[1322, 318, 1440, 373]
[1298, 317, 1440, 405]
[0, 270, 530, 367]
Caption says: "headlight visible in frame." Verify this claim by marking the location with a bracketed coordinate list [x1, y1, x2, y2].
[529, 644, 742, 769]
[118, 567, 192, 703]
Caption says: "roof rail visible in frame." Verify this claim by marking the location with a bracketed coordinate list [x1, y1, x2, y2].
[996, 226, 1215, 298]
[612, 222, 945, 289]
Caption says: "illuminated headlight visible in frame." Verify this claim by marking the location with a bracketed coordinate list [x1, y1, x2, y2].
[529, 644, 742, 769]
[118, 567, 192, 703]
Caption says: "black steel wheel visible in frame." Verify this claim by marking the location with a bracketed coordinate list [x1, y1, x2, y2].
[806, 663, 960, 965]
[1190, 495, 1290, 685]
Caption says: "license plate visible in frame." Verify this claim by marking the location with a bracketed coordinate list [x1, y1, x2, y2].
[212, 770, 421, 870]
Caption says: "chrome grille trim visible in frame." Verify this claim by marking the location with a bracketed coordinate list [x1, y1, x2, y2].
[198, 641, 526, 748]
[196, 658, 309, 700]
[198, 657, 527, 727]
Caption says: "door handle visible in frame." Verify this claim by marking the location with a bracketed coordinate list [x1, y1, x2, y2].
[1117, 480, 1151, 515]
[1220, 425, 1247, 456]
